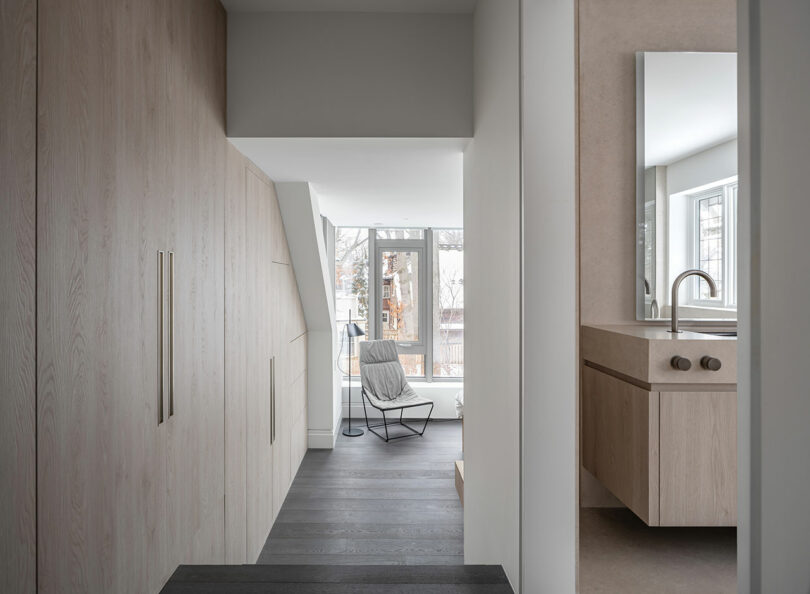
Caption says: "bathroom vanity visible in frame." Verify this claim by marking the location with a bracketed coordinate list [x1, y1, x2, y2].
[581, 324, 737, 527]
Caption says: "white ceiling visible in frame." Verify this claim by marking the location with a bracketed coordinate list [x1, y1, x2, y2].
[229, 138, 466, 228]
[221, 0, 477, 13]
[644, 52, 737, 166]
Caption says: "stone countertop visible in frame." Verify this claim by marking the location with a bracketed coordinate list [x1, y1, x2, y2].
[581, 324, 737, 388]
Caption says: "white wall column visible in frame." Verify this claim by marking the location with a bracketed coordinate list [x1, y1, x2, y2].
[521, 0, 578, 591]
[462, 0, 521, 589]
[276, 183, 342, 449]
[738, 0, 810, 591]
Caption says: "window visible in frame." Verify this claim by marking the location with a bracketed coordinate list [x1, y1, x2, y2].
[375, 228, 424, 240]
[687, 181, 737, 309]
[334, 228, 369, 375]
[334, 228, 463, 381]
[433, 230, 464, 378]
[379, 249, 421, 343]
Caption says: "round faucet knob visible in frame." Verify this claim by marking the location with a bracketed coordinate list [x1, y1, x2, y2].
[701, 356, 722, 371]
[671, 356, 692, 371]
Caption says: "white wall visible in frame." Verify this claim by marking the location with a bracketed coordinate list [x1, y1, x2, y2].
[521, 0, 578, 592]
[227, 11, 473, 137]
[342, 382, 463, 420]
[667, 138, 737, 196]
[463, 0, 521, 590]
[275, 183, 342, 449]
[738, 0, 810, 591]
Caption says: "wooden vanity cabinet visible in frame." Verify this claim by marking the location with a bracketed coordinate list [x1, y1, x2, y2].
[583, 365, 737, 527]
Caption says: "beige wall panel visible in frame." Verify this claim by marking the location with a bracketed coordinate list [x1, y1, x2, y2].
[578, 0, 737, 324]
[0, 0, 36, 591]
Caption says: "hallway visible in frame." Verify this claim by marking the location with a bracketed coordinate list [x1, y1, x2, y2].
[257, 420, 464, 565]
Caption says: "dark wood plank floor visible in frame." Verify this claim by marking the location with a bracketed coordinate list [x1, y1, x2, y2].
[162, 564, 513, 593]
[258, 419, 464, 566]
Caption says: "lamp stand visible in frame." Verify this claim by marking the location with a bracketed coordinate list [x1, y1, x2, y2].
[343, 312, 364, 437]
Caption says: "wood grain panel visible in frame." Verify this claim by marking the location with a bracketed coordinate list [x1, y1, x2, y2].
[0, 0, 36, 591]
[245, 169, 274, 561]
[268, 183, 290, 266]
[38, 0, 226, 590]
[659, 391, 737, 526]
[224, 143, 248, 564]
[582, 366, 659, 525]
[164, 0, 226, 569]
[38, 1, 170, 590]
[223, 144, 308, 566]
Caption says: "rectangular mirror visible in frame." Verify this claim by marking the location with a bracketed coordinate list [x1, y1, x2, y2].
[636, 52, 737, 321]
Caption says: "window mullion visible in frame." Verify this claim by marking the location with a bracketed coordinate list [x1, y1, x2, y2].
[368, 228, 377, 340]
[425, 229, 434, 382]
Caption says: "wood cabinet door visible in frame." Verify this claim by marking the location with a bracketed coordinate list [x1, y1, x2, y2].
[224, 144, 249, 564]
[270, 260, 287, 521]
[268, 185, 290, 266]
[162, 0, 226, 568]
[581, 366, 659, 525]
[290, 334, 309, 474]
[245, 169, 274, 561]
[1, 0, 36, 591]
[659, 391, 737, 526]
[37, 1, 170, 590]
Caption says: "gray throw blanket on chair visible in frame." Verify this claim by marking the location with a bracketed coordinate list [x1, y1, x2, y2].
[359, 340, 418, 402]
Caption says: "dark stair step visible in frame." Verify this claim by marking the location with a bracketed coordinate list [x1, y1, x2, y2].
[161, 564, 514, 593]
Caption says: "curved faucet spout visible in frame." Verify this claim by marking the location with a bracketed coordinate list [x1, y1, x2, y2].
[670, 269, 717, 333]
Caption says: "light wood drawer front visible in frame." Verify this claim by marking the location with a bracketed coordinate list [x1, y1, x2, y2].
[582, 366, 659, 525]
[659, 391, 737, 526]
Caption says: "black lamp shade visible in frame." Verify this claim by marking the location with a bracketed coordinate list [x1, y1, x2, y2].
[346, 322, 365, 338]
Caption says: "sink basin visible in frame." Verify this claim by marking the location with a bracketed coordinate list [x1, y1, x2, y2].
[697, 330, 737, 337]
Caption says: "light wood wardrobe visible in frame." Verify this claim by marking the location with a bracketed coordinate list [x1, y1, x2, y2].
[37, 1, 228, 591]
[0, 0, 308, 591]
[224, 147, 308, 564]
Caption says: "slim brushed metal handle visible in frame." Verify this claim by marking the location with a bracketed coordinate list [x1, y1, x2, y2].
[158, 250, 165, 425]
[168, 251, 175, 418]
[270, 356, 276, 445]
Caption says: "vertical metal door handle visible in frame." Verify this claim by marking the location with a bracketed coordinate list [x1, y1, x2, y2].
[270, 356, 276, 445]
[158, 251, 165, 425]
[169, 251, 175, 418]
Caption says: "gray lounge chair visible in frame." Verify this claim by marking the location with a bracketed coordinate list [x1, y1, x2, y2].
[359, 340, 434, 442]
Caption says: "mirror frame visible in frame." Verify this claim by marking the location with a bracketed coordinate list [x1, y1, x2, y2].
[635, 52, 647, 321]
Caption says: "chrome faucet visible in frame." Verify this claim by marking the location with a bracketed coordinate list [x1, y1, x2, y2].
[670, 269, 717, 333]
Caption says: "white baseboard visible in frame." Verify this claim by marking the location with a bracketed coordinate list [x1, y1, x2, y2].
[308, 426, 339, 449]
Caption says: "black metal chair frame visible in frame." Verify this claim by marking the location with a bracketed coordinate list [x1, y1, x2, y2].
[360, 387, 434, 442]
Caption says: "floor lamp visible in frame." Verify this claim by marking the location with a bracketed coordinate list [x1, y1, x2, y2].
[343, 311, 365, 437]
